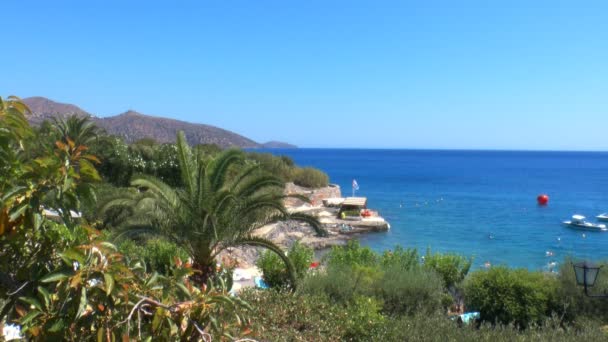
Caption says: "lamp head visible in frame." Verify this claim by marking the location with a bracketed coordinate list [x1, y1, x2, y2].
[573, 261, 601, 287]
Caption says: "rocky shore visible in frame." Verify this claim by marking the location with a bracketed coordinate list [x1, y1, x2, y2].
[220, 183, 390, 267]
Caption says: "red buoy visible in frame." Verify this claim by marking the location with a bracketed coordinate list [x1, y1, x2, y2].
[537, 194, 549, 206]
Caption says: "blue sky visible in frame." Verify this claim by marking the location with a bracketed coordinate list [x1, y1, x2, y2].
[2, 1, 607, 150]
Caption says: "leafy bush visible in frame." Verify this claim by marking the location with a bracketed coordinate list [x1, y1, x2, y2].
[302, 242, 447, 315]
[291, 167, 329, 188]
[424, 248, 473, 289]
[246, 152, 293, 182]
[343, 296, 386, 340]
[10, 228, 251, 340]
[380, 265, 447, 315]
[240, 290, 348, 340]
[325, 240, 378, 268]
[119, 238, 189, 275]
[375, 312, 606, 342]
[238, 290, 607, 342]
[464, 266, 560, 327]
[381, 245, 420, 270]
[256, 241, 314, 288]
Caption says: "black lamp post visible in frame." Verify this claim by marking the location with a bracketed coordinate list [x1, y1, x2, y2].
[572, 261, 607, 298]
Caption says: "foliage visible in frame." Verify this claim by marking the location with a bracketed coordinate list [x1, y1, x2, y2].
[247, 152, 329, 188]
[302, 242, 447, 315]
[1, 103, 253, 340]
[99, 132, 326, 287]
[256, 241, 314, 288]
[10, 229, 251, 340]
[325, 240, 378, 268]
[238, 290, 607, 342]
[464, 266, 561, 328]
[91, 136, 181, 187]
[424, 247, 473, 289]
[240, 290, 347, 340]
[381, 245, 420, 270]
[118, 238, 189, 275]
[290, 167, 329, 188]
[380, 265, 446, 315]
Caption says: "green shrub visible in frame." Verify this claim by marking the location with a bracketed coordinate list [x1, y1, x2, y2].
[464, 266, 560, 327]
[381, 245, 420, 270]
[343, 296, 386, 340]
[291, 167, 329, 188]
[119, 238, 189, 274]
[246, 152, 293, 182]
[424, 248, 473, 289]
[256, 241, 314, 288]
[325, 240, 378, 268]
[379, 265, 446, 315]
[239, 290, 348, 340]
[375, 312, 606, 342]
[238, 290, 607, 341]
[299, 264, 378, 303]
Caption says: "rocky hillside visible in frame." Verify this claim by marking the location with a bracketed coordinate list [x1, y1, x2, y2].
[21, 97, 295, 148]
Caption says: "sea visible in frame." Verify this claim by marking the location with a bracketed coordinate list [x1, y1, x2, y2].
[258, 148, 608, 271]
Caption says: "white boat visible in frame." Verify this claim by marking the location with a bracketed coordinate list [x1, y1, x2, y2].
[596, 213, 608, 221]
[563, 215, 608, 232]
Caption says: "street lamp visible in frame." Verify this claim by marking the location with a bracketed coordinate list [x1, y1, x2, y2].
[572, 261, 607, 298]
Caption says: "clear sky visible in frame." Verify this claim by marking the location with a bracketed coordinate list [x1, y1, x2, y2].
[2, 1, 607, 150]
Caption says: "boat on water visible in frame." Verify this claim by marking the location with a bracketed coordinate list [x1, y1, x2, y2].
[596, 213, 608, 221]
[563, 215, 608, 232]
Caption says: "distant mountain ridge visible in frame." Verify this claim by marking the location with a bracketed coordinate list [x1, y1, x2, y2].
[21, 96, 295, 149]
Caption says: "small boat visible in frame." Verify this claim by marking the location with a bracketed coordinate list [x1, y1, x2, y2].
[563, 215, 608, 232]
[596, 213, 608, 221]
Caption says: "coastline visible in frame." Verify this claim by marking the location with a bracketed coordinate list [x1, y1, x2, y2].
[220, 182, 390, 268]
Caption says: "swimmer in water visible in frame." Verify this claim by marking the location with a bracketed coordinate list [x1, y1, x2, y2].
[488, 234, 494, 240]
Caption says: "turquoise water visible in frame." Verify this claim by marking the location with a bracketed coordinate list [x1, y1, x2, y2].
[260, 149, 608, 271]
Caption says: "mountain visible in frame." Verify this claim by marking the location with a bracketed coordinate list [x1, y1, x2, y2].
[21, 97, 296, 149]
[23, 96, 92, 124]
[261, 141, 298, 149]
[98, 110, 259, 148]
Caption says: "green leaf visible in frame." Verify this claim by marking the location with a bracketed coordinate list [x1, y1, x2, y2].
[104, 273, 115, 296]
[145, 272, 160, 287]
[80, 158, 101, 181]
[176, 283, 191, 298]
[60, 248, 87, 265]
[152, 308, 164, 332]
[97, 327, 104, 342]
[40, 271, 71, 283]
[75, 287, 87, 319]
[37, 286, 51, 310]
[19, 297, 43, 311]
[48, 319, 65, 333]
[19, 310, 42, 325]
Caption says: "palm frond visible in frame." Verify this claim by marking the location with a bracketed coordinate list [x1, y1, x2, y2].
[208, 149, 244, 192]
[175, 131, 195, 194]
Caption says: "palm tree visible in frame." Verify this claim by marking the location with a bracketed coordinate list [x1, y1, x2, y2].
[100, 132, 325, 287]
[53, 114, 100, 147]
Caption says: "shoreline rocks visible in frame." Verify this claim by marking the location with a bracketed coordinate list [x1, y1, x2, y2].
[220, 183, 390, 268]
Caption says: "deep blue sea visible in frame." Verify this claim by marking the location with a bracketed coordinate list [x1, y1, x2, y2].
[259, 149, 608, 271]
